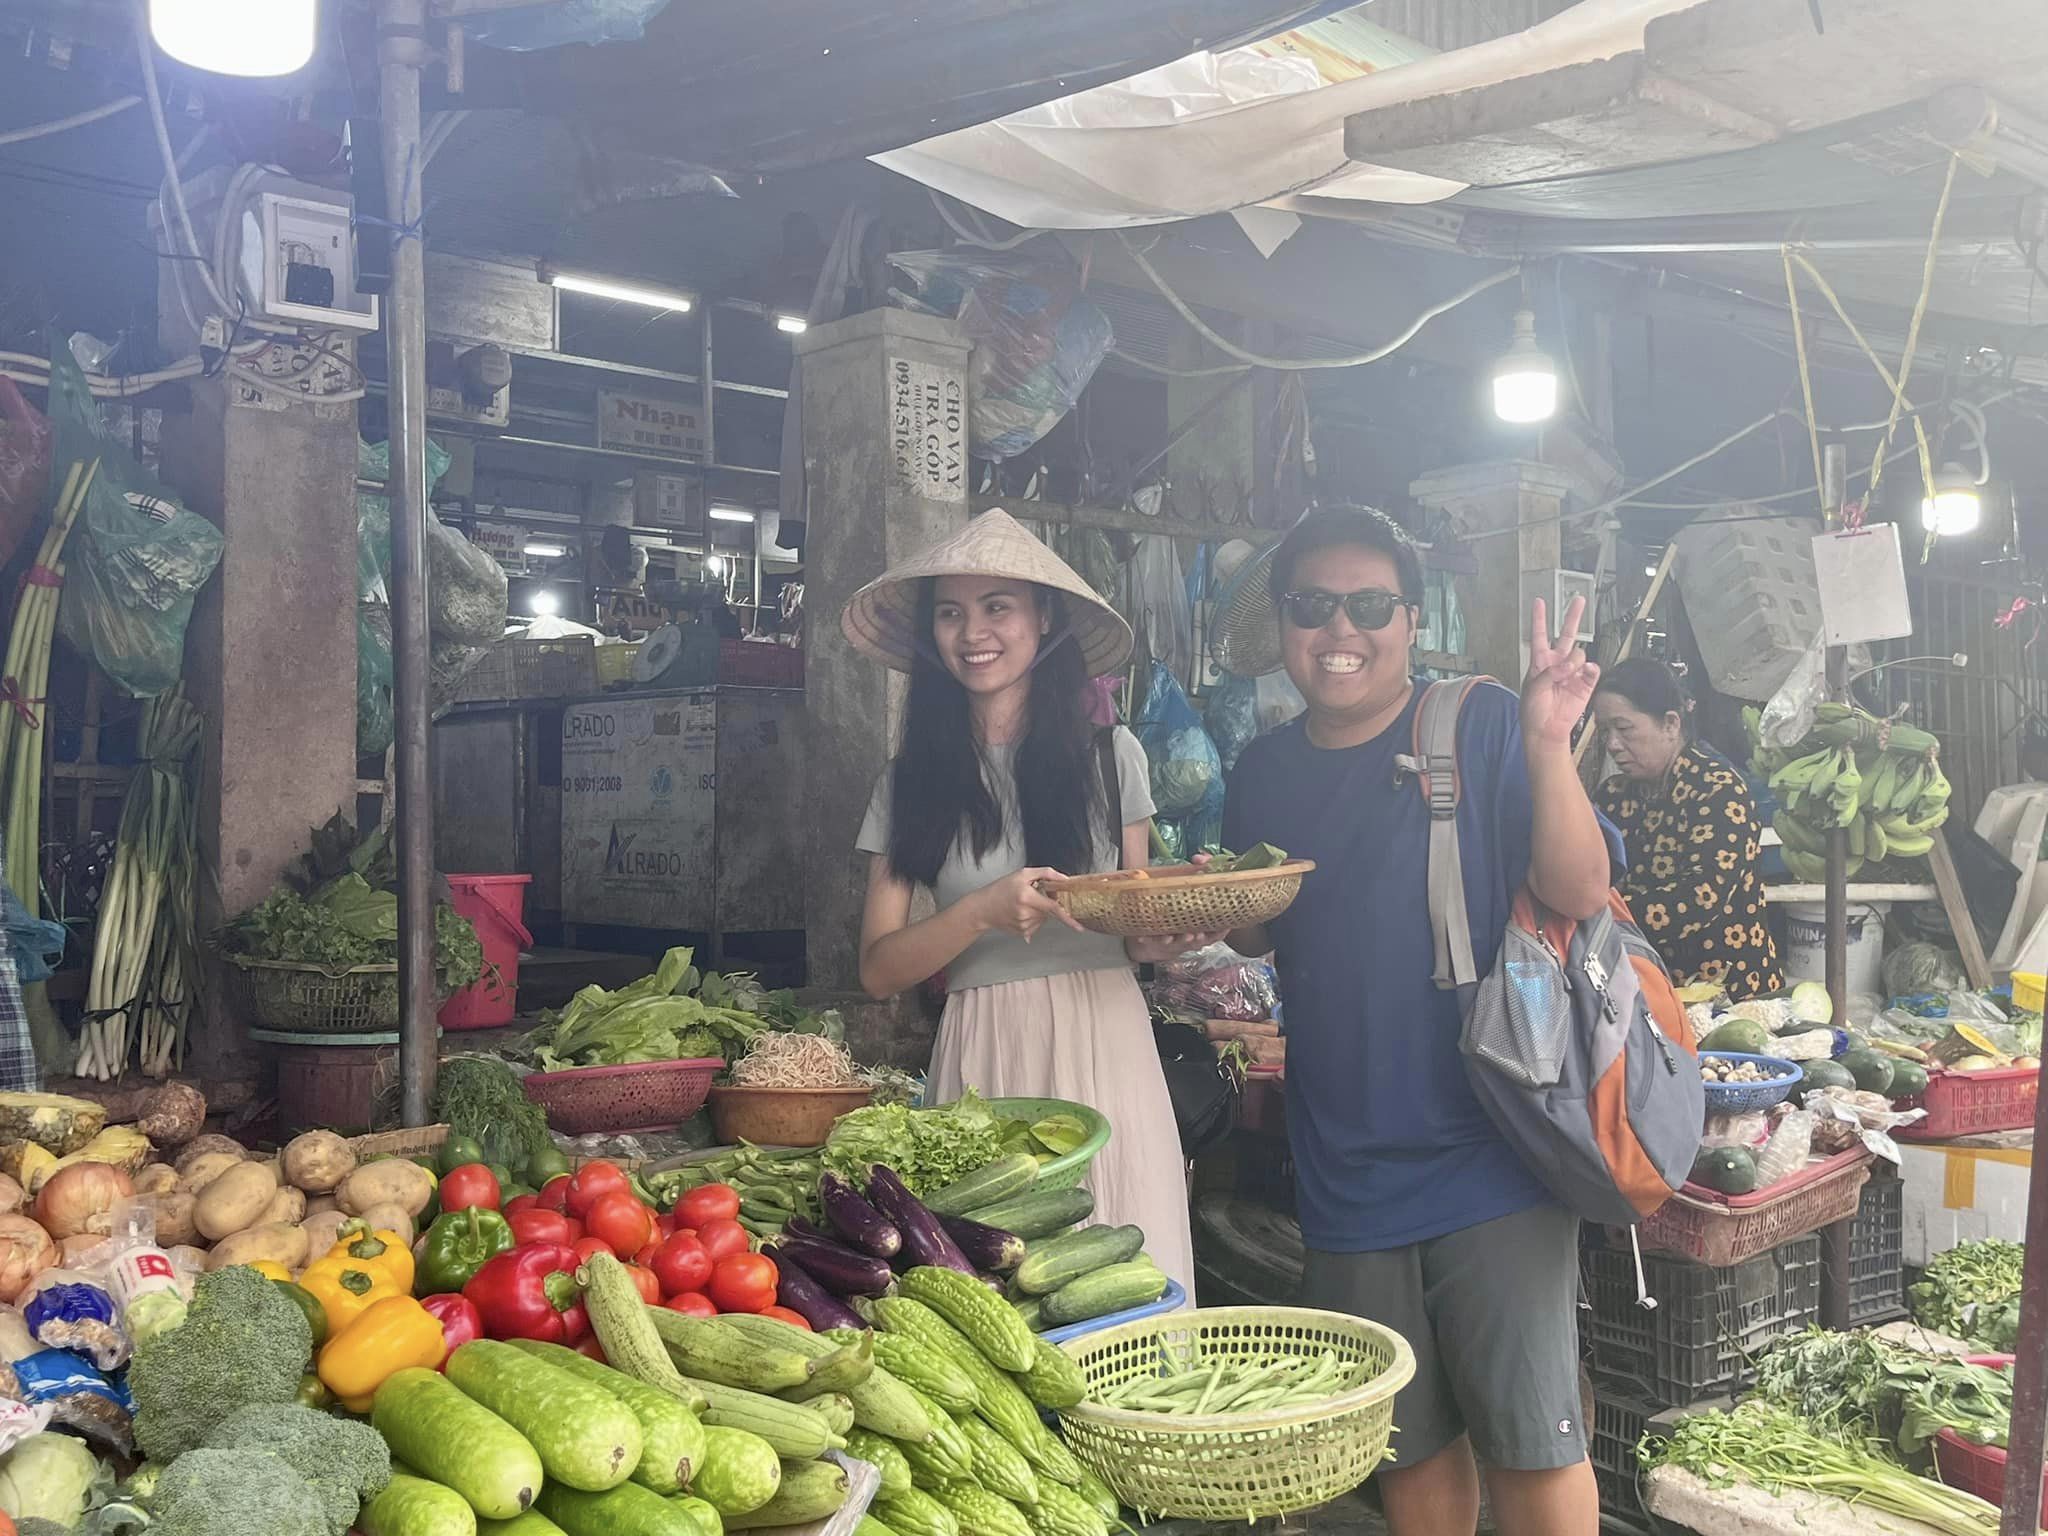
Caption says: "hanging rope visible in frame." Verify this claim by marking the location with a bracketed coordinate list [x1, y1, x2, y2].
[1782, 248, 1828, 522]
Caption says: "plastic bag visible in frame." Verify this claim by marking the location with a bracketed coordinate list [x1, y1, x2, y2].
[1758, 635, 1826, 751]
[1135, 663, 1224, 855]
[1700, 1111, 1771, 1151]
[46, 348, 222, 698]
[1205, 676, 1258, 774]
[1129, 487, 1193, 682]
[1, 869, 64, 989]
[1754, 1108, 1815, 1186]
[1153, 941, 1279, 1022]
[888, 245, 1113, 460]
[465, 0, 672, 49]
[0, 376, 52, 572]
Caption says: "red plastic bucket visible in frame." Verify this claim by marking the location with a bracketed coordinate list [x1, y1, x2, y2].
[439, 874, 534, 1030]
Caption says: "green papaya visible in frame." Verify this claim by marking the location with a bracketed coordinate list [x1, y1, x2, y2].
[1700, 1019, 1771, 1056]
[1838, 1048, 1896, 1096]
[1887, 1061, 1929, 1099]
[1796, 1059, 1856, 1101]
[1691, 1146, 1758, 1196]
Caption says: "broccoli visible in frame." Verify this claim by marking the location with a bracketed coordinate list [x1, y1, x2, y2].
[127, 1266, 314, 1464]
[147, 1448, 328, 1536]
[198, 1403, 392, 1536]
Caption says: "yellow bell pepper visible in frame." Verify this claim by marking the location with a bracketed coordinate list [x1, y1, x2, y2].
[322, 1220, 416, 1295]
[243, 1260, 294, 1283]
[317, 1294, 449, 1413]
[298, 1256, 405, 1336]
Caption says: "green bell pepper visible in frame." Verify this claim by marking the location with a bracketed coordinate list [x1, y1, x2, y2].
[415, 1206, 515, 1295]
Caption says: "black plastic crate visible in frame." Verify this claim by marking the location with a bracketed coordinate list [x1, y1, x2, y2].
[1583, 1235, 1821, 1407]
[1588, 1372, 1659, 1531]
[1839, 1171, 1906, 1325]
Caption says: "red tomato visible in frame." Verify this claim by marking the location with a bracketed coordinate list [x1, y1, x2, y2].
[677, 1183, 742, 1228]
[576, 1335, 609, 1363]
[622, 1263, 663, 1306]
[537, 1175, 573, 1213]
[586, 1190, 655, 1256]
[566, 1161, 630, 1218]
[633, 1238, 663, 1269]
[651, 1232, 713, 1298]
[654, 1213, 677, 1238]
[502, 1193, 540, 1219]
[708, 1252, 779, 1315]
[562, 1218, 585, 1244]
[572, 1235, 615, 1265]
[665, 1291, 718, 1318]
[759, 1305, 814, 1331]
[439, 1163, 502, 1214]
[695, 1218, 749, 1264]
[506, 1209, 573, 1248]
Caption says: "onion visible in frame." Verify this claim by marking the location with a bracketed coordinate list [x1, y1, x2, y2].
[33, 1163, 134, 1241]
[0, 1172, 24, 1217]
[0, 1216, 56, 1303]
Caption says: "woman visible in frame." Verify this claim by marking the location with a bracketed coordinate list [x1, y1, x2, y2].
[1593, 659, 1782, 999]
[844, 511, 1202, 1298]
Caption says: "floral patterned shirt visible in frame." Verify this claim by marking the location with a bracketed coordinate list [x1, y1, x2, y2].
[1598, 744, 1783, 1000]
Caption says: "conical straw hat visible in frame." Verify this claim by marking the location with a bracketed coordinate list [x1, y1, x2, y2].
[841, 509, 1133, 677]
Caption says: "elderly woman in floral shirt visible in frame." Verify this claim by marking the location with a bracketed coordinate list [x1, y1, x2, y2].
[1592, 660, 1782, 999]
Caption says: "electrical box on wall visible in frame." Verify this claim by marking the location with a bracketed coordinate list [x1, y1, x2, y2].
[244, 191, 378, 331]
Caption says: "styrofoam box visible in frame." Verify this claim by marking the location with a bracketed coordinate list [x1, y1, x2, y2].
[1673, 515, 1826, 702]
[1897, 1139, 2033, 1268]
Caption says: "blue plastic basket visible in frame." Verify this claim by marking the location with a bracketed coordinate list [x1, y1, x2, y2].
[1039, 1277, 1187, 1346]
[1700, 1051, 1802, 1114]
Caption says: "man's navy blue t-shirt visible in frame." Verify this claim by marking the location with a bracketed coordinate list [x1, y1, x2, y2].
[1222, 678, 1618, 1253]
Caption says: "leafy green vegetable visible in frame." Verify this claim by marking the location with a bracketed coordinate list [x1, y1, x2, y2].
[528, 946, 770, 1071]
[1753, 1328, 2014, 1457]
[1029, 1114, 1088, 1158]
[824, 1089, 1005, 1194]
[1909, 1238, 2026, 1346]
[432, 1054, 551, 1173]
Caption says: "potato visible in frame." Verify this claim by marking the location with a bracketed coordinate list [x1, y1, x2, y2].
[337, 1160, 434, 1220]
[132, 1163, 178, 1197]
[174, 1135, 247, 1174]
[176, 1152, 243, 1195]
[281, 1130, 356, 1195]
[300, 1208, 351, 1260]
[144, 1191, 199, 1248]
[207, 1221, 307, 1273]
[355, 1202, 416, 1247]
[303, 1193, 340, 1217]
[194, 1160, 279, 1241]
[260, 1187, 307, 1227]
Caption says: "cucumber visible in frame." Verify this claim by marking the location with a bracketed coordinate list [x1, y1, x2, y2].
[926, 1154, 1041, 1218]
[372, 1368, 543, 1521]
[663, 1496, 722, 1536]
[507, 1339, 706, 1494]
[479, 1518, 567, 1536]
[1012, 1295, 1044, 1333]
[1013, 1226, 1144, 1297]
[362, 1470, 480, 1536]
[1040, 1262, 1168, 1327]
[691, 1424, 783, 1516]
[964, 1188, 1093, 1242]
[721, 1458, 853, 1529]
[537, 1481, 703, 1536]
[446, 1339, 645, 1493]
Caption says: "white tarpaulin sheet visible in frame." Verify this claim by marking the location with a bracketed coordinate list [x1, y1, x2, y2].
[874, 0, 1706, 230]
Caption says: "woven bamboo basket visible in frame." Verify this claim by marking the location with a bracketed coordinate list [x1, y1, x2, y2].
[1044, 862, 1314, 938]
[1056, 1305, 1413, 1520]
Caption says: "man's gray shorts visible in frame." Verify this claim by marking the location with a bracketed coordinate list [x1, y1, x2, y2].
[1300, 1204, 1586, 1472]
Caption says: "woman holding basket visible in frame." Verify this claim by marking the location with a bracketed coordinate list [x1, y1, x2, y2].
[844, 510, 1204, 1298]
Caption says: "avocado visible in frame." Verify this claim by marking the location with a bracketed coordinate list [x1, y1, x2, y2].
[1797, 1059, 1857, 1101]
[1888, 1060, 1930, 1099]
[1692, 1145, 1759, 1196]
[1700, 1018, 1772, 1056]
[1839, 1047, 1897, 1096]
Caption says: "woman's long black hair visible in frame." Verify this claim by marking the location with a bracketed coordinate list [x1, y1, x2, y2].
[886, 579, 1108, 889]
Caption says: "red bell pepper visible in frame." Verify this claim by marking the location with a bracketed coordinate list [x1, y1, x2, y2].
[419, 1293, 483, 1365]
[462, 1242, 587, 1344]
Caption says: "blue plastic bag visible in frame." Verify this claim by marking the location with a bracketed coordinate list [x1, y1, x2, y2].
[1135, 662, 1224, 858]
[2, 871, 62, 987]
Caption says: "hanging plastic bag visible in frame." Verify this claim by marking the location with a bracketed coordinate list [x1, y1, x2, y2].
[45, 349, 222, 698]
[0, 377, 52, 573]
[356, 605, 394, 759]
[1205, 676, 1257, 773]
[1135, 662, 1224, 855]
[1, 869, 64, 989]
[888, 244, 1113, 461]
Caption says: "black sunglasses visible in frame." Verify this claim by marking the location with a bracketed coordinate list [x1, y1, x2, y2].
[1279, 588, 1415, 632]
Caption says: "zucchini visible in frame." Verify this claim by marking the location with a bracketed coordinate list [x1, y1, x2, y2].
[1040, 1263, 1167, 1327]
[959, 1413, 1041, 1505]
[937, 1483, 1034, 1536]
[900, 1267, 1037, 1371]
[720, 1459, 852, 1529]
[447, 1340, 644, 1493]
[846, 1428, 915, 1497]
[926, 1154, 1041, 1217]
[506, 1339, 706, 1494]
[963, 1189, 1093, 1242]
[478, 1518, 567, 1536]
[372, 1368, 543, 1521]
[362, 1470, 480, 1536]
[581, 1252, 697, 1402]
[652, 1310, 816, 1392]
[691, 1425, 783, 1516]
[1013, 1226, 1144, 1297]
[537, 1481, 703, 1536]
[685, 1377, 842, 1458]
[1016, 1337, 1087, 1410]
[878, 1488, 963, 1536]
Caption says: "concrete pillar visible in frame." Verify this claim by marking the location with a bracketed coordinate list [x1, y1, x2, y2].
[161, 377, 360, 1071]
[795, 308, 972, 997]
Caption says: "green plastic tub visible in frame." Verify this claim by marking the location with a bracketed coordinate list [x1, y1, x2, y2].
[983, 1096, 1111, 1192]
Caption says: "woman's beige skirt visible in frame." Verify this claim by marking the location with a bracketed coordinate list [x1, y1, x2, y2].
[929, 966, 1196, 1303]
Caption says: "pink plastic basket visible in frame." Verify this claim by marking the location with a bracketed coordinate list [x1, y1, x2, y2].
[522, 1057, 722, 1135]
[1641, 1149, 1871, 1266]
[1932, 1357, 2039, 1510]
[1894, 1065, 2039, 1141]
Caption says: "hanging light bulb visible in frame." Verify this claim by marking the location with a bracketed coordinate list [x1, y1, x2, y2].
[1921, 461, 1983, 537]
[149, 0, 318, 77]
[1491, 308, 1558, 425]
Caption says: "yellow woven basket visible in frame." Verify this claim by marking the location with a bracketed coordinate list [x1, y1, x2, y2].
[1055, 1305, 1414, 1521]
[1044, 862, 1314, 938]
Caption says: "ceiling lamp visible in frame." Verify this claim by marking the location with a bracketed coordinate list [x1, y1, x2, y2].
[774, 313, 808, 335]
[540, 266, 694, 313]
[708, 505, 757, 524]
[149, 0, 317, 76]
[1491, 308, 1558, 425]
[1920, 462, 1983, 537]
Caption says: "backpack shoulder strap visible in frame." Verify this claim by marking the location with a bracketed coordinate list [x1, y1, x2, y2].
[1405, 676, 1495, 991]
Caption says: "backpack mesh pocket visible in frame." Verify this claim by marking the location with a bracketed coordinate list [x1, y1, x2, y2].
[1465, 926, 1571, 1088]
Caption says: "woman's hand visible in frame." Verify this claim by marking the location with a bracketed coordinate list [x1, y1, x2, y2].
[967, 868, 1086, 943]
[1521, 593, 1601, 753]
[1126, 932, 1232, 965]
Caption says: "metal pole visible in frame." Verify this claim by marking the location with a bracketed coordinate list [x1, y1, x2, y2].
[380, 0, 438, 1125]
[1820, 443, 1849, 1024]
[2002, 1058, 2048, 1533]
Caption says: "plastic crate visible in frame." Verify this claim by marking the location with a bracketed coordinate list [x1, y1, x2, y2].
[1588, 1373, 1659, 1532]
[1641, 1149, 1870, 1266]
[1583, 1236, 1822, 1408]
[1839, 1172, 1906, 1325]
[721, 638, 804, 688]
[1933, 1358, 2042, 1511]
[451, 636, 598, 704]
[1894, 1065, 2039, 1140]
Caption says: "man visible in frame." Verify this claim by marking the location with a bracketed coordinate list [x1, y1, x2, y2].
[1221, 507, 1613, 1536]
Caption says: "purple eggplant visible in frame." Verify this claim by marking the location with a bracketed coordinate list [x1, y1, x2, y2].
[940, 1214, 1028, 1274]
[772, 1248, 868, 1331]
[768, 1233, 895, 1298]
[783, 1215, 833, 1243]
[865, 1165, 975, 1275]
[820, 1173, 903, 1259]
